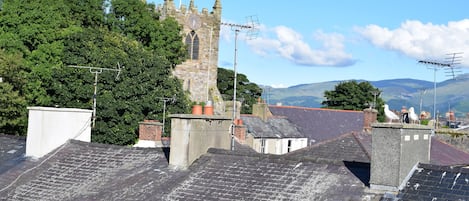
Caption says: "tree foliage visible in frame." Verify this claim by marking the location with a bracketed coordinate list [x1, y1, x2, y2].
[0, 0, 190, 144]
[322, 80, 385, 121]
[217, 67, 263, 114]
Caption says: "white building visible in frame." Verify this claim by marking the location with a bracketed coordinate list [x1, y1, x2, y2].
[240, 115, 307, 155]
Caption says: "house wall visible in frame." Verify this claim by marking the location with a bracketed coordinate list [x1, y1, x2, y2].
[26, 107, 92, 158]
[279, 138, 308, 154]
[370, 123, 431, 191]
[169, 114, 231, 169]
[250, 138, 308, 155]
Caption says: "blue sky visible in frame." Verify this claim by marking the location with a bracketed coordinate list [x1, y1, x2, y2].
[151, 0, 469, 88]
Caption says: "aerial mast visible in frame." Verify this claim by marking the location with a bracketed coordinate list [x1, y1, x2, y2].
[68, 63, 123, 127]
[221, 15, 259, 150]
[418, 52, 463, 130]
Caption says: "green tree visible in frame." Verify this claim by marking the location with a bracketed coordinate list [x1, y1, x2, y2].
[0, 82, 27, 135]
[107, 0, 186, 65]
[322, 80, 385, 121]
[51, 28, 190, 145]
[217, 67, 263, 114]
[0, 0, 190, 141]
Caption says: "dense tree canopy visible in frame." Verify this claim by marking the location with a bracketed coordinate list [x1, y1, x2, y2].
[322, 80, 385, 121]
[0, 0, 190, 144]
[217, 67, 263, 114]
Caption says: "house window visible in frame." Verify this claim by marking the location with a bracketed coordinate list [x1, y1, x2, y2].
[185, 31, 199, 60]
[260, 139, 266, 154]
[287, 140, 292, 153]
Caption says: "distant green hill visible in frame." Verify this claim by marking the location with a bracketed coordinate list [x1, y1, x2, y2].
[263, 73, 469, 118]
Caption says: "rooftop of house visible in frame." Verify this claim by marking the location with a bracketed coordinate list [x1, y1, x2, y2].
[0, 135, 382, 200]
[240, 115, 305, 139]
[2, 128, 469, 200]
[268, 105, 364, 144]
[167, 148, 381, 200]
[0, 139, 188, 200]
[0, 135, 26, 175]
[397, 163, 469, 200]
[286, 131, 469, 167]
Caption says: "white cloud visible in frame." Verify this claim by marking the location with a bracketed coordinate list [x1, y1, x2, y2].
[246, 26, 356, 67]
[356, 19, 469, 67]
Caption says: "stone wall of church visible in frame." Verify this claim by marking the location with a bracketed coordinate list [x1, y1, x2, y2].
[158, 0, 223, 114]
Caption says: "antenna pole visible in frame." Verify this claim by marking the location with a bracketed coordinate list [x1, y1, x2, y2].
[221, 16, 259, 151]
[92, 70, 99, 127]
[157, 96, 176, 136]
[68, 64, 122, 128]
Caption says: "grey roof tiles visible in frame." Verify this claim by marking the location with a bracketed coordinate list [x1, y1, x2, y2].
[0, 135, 26, 175]
[286, 132, 371, 164]
[0, 140, 188, 201]
[240, 115, 304, 138]
[268, 105, 364, 144]
[166, 148, 379, 201]
[398, 163, 469, 200]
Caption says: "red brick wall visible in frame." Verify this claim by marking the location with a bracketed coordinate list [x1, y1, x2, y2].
[363, 109, 378, 132]
[234, 126, 246, 144]
[138, 120, 163, 141]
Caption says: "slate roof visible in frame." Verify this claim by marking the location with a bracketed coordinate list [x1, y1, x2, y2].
[285, 132, 371, 164]
[398, 163, 469, 200]
[0, 140, 188, 201]
[240, 115, 304, 138]
[268, 105, 364, 144]
[0, 137, 383, 201]
[0, 135, 26, 175]
[313, 132, 469, 166]
[2, 130, 468, 200]
[431, 139, 469, 166]
[166, 148, 381, 201]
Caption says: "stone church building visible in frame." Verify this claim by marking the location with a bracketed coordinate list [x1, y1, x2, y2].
[157, 0, 228, 115]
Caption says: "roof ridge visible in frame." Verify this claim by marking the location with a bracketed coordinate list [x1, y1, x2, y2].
[283, 132, 354, 157]
[419, 163, 469, 173]
[206, 148, 347, 165]
[269, 105, 363, 113]
[69, 139, 165, 152]
[351, 132, 371, 161]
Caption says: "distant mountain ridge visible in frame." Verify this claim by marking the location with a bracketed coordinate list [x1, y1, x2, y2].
[263, 73, 469, 118]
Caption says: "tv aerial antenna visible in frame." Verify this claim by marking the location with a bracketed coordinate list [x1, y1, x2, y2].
[418, 52, 463, 130]
[157, 95, 176, 135]
[221, 15, 259, 151]
[68, 63, 123, 128]
[444, 52, 463, 79]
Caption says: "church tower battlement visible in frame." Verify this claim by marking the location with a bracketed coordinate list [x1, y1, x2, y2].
[158, 0, 224, 114]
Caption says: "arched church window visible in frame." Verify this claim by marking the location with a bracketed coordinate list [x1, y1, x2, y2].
[185, 31, 199, 60]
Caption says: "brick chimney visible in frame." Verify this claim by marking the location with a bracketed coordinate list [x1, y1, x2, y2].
[363, 108, 378, 133]
[234, 118, 246, 144]
[370, 123, 432, 191]
[134, 120, 164, 148]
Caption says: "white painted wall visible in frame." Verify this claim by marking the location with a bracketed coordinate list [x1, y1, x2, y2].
[251, 137, 308, 155]
[279, 138, 308, 154]
[26, 107, 92, 158]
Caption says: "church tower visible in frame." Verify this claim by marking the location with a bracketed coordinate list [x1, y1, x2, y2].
[158, 0, 224, 114]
